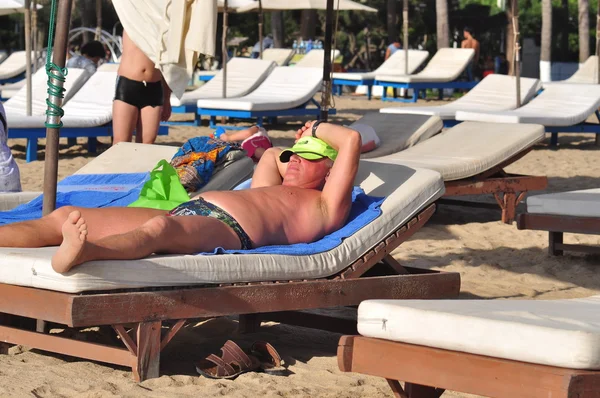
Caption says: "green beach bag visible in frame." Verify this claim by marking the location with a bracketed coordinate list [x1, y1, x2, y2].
[128, 159, 190, 211]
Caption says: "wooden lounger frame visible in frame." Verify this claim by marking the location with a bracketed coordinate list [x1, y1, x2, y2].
[518, 212, 600, 255]
[0, 204, 460, 382]
[338, 336, 600, 398]
[437, 149, 548, 223]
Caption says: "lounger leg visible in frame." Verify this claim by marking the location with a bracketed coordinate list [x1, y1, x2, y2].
[386, 379, 408, 398]
[257, 117, 264, 127]
[495, 192, 519, 224]
[133, 321, 162, 382]
[88, 138, 97, 154]
[367, 85, 372, 100]
[67, 138, 77, 147]
[411, 90, 418, 103]
[238, 314, 262, 334]
[26, 139, 38, 163]
[209, 116, 216, 129]
[404, 383, 445, 398]
[550, 133, 558, 146]
[549, 231, 564, 256]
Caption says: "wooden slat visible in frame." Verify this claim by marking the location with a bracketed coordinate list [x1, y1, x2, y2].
[518, 213, 600, 234]
[444, 174, 547, 196]
[0, 324, 135, 367]
[0, 284, 74, 325]
[338, 336, 600, 398]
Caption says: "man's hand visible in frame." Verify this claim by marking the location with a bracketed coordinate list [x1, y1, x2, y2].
[161, 99, 172, 122]
[295, 120, 318, 141]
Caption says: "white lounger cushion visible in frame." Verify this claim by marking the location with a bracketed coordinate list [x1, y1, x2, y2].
[171, 58, 275, 106]
[196, 66, 322, 111]
[456, 83, 600, 126]
[375, 48, 474, 84]
[332, 50, 429, 81]
[8, 70, 117, 128]
[357, 296, 600, 370]
[0, 79, 26, 99]
[371, 121, 545, 181]
[527, 188, 600, 218]
[352, 113, 443, 159]
[0, 51, 27, 80]
[0, 162, 444, 293]
[294, 49, 340, 68]
[381, 75, 542, 120]
[3, 68, 89, 116]
[544, 55, 598, 86]
[262, 48, 295, 66]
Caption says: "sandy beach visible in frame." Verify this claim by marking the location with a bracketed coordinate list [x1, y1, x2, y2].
[3, 95, 600, 397]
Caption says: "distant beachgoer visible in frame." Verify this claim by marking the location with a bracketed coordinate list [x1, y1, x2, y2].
[112, 30, 171, 145]
[66, 40, 106, 75]
[251, 34, 274, 58]
[461, 26, 481, 79]
[385, 40, 401, 60]
[0, 103, 21, 192]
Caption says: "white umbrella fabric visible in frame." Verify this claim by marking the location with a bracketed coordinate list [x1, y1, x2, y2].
[238, 0, 376, 12]
[0, 0, 40, 16]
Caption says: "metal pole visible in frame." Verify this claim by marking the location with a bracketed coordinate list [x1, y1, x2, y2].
[32, 0, 38, 72]
[512, 0, 521, 108]
[24, 0, 32, 116]
[42, 0, 73, 215]
[320, 0, 334, 121]
[222, 0, 228, 98]
[403, 0, 409, 74]
[596, 1, 600, 145]
[258, 0, 263, 59]
[365, 27, 371, 70]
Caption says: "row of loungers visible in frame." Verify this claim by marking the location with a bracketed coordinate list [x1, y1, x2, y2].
[0, 51, 28, 85]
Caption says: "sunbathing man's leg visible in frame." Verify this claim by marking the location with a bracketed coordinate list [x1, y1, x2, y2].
[135, 105, 161, 144]
[113, 100, 139, 144]
[52, 211, 242, 273]
[0, 206, 165, 248]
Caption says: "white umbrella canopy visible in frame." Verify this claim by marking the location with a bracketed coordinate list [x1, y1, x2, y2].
[0, 0, 41, 16]
[217, 0, 255, 12]
[238, 0, 377, 12]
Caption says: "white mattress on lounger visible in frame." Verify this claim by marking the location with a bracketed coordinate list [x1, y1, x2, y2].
[375, 48, 474, 84]
[371, 121, 545, 181]
[332, 50, 429, 81]
[171, 58, 275, 106]
[8, 70, 117, 128]
[527, 188, 600, 218]
[456, 83, 600, 126]
[357, 296, 600, 370]
[381, 75, 542, 120]
[196, 66, 322, 111]
[0, 162, 444, 293]
[294, 49, 340, 68]
[0, 51, 27, 80]
[543, 56, 598, 86]
[262, 48, 295, 66]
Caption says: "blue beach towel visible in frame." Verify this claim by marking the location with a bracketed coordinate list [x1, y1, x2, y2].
[210, 187, 384, 256]
[0, 173, 149, 225]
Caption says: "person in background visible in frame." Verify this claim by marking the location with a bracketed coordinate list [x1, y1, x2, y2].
[0, 103, 21, 192]
[461, 26, 481, 79]
[385, 38, 401, 60]
[66, 40, 106, 75]
[251, 34, 274, 58]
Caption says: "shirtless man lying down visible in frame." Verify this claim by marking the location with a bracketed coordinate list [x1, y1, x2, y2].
[0, 121, 361, 274]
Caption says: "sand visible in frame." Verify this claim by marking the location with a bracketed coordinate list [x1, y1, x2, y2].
[3, 95, 600, 397]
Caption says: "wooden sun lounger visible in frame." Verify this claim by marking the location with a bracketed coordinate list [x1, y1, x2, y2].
[338, 336, 600, 398]
[0, 204, 460, 382]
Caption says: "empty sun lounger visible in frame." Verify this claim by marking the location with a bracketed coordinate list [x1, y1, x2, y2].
[350, 113, 443, 159]
[456, 83, 600, 146]
[370, 121, 548, 223]
[332, 50, 429, 100]
[517, 188, 600, 255]
[7, 68, 168, 162]
[293, 49, 340, 68]
[0, 161, 460, 381]
[0, 78, 25, 100]
[196, 66, 334, 127]
[262, 48, 295, 66]
[374, 48, 476, 103]
[543, 55, 599, 86]
[339, 296, 600, 398]
[169, 58, 276, 117]
[381, 74, 542, 126]
[0, 51, 29, 84]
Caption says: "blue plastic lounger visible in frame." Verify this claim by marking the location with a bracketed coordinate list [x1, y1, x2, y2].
[0, 51, 28, 85]
[332, 50, 429, 100]
[168, 57, 276, 122]
[456, 83, 600, 146]
[7, 64, 168, 162]
[262, 48, 295, 66]
[381, 74, 542, 127]
[542, 55, 599, 87]
[196, 66, 335, 128]
[374, 48, 476, 103]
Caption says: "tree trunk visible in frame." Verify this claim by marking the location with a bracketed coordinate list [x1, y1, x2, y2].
[271, 11, 284, 48]
[300, 9, 317, 41]
[387, 0, 397, 43]
[560, 0, 569, 60]
[578, 0, 590, 62]
[540, 0, 552, 81]
[506, 1, 515, 75]
[436, 0, 449, 49]
[95, 0, 102, 40]
[81, 0, 93, 43]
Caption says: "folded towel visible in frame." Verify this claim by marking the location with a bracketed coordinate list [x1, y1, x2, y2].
[0, 173, 149, 225]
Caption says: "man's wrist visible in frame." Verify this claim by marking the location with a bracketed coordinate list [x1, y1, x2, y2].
[311, 121, 324, 138]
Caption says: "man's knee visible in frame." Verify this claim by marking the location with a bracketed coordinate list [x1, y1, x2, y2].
[140, 215, 172, 239]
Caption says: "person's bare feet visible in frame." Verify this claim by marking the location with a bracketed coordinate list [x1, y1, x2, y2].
[51, 210, 89, 273]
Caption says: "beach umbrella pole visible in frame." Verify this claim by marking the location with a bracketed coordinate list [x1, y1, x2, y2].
[320, 0, 334, 121]
[222, 0, 228, 99]
[403, 0, 408, 74]
[512, 0, 521, 108]
[596, 3, 600, 146]
[24, 0, 32, 116]
[258, 0, 263, 58]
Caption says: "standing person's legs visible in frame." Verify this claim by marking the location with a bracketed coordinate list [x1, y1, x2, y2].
[52, 211, 243, 273]
[135, 105, 162, 144]
[113, 99, 140, 144]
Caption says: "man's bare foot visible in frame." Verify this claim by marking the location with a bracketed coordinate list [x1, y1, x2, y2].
[51, 210, 89, 273]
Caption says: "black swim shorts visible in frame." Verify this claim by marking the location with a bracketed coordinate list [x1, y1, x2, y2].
[114, 75, 164, 109]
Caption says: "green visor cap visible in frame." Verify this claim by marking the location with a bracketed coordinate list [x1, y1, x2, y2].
[279, 136, 338, 163]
